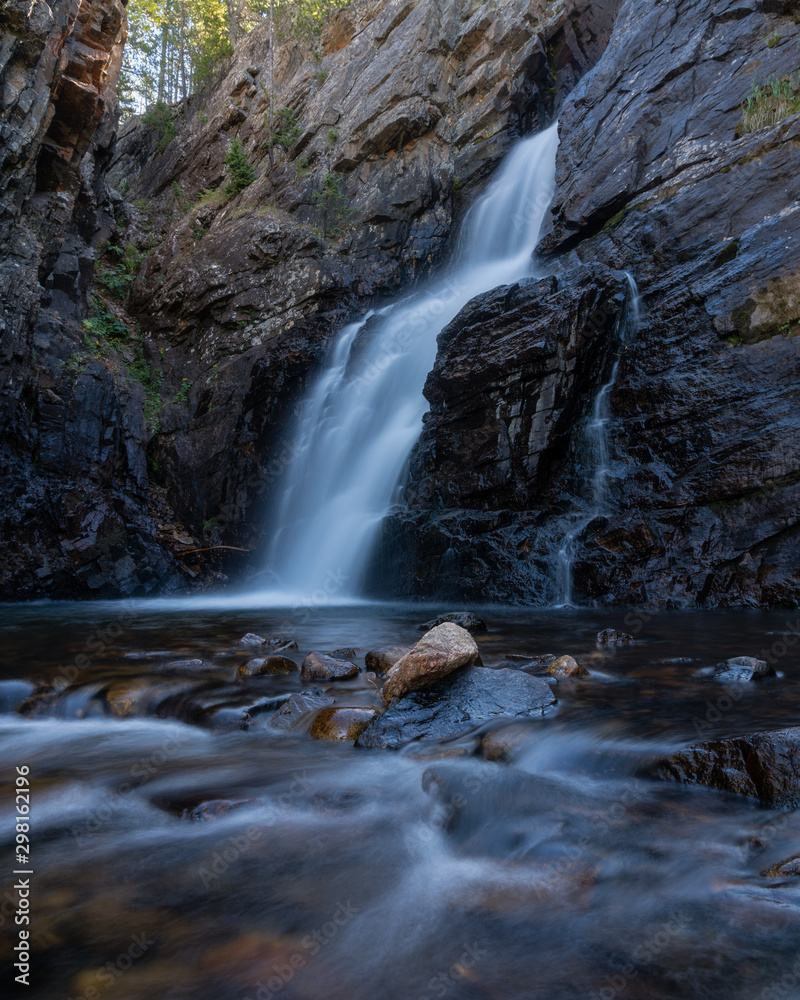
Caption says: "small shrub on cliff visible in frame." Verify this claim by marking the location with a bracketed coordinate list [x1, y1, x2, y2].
[739, 71, 800, 135]
[99, 241, 145, 298]
[224, 138, 257, 196]
[142, 101, 177, 154]
[268, 106, 301, 150]
[312, 172, 353, 236]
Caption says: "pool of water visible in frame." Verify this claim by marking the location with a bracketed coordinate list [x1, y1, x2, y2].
[1, 600, 800, 999]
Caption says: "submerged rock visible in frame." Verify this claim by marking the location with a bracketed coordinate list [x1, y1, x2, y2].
[310, 707, 380, 742]
[647, 728, 800, 807]
[762, 856, 800, 879]
[269, 690, 334, 731]
[237, 656, 298, 679]
[326, 647, 360, 659]
[418, 612, 487, 632]
[596, 629, 633, 645]
[547, 655, 590, 678]
[382, 622, 480, 705]
[364, 645, 411, 675]
[300, 653, 359, 682]
[238, 633, 267, 646]
[357, 666, 556, 749]
[185, 799, 256, 821]
[714, 656, 775, 683]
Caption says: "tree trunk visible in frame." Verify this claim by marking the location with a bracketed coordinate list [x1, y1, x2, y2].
[179, 0, 188, 115]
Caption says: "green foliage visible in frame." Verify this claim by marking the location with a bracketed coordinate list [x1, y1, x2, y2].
[739, 71, 800, 135]
[198, 110, 208, 124]
[766, 32, 781, 48]
[99, 242, 146, 298]
[296, 156, 311, 177]
[452, 174, 462, 194]
[142, 100, 177, 153]
[128, 341, 164, 428]
[224, 137, 257, 196]
[170, 180, 192, 214]
[269, 106, 301, 149]
[326, 128, 338, 143]
[84, 298, 131, 341]
[170, 377, 193, 405]
[312, 171, 353, 236]
[314, 69, 329, 84]
[274, 0, 352, 43]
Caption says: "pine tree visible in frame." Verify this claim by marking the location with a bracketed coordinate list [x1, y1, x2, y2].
[224, 137, 257, 196]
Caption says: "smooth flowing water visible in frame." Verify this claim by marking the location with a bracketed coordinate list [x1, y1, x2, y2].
[556, 275, 642, 606]
[2, 601, 800, 999]
[263, 125, 560, 602]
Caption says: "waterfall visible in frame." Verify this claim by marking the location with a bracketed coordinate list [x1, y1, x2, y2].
[259, 123, 560, 602]
[555, 274, 641, 606]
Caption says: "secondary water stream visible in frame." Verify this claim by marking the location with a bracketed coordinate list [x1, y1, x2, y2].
[263, 125, 559, 602]
[2, 601, 800, 999]
[555, 275, 641, 606]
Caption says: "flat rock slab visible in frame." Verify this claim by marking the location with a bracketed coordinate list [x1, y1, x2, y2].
[647, 728, 800, 807]
[356, 666, 556, 750]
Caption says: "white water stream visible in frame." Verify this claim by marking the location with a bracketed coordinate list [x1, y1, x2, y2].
[261, 123, 560, 601]
[555, 274, 641, 605]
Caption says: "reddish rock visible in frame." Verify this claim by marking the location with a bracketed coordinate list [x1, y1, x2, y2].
[300, 652, 359, 682]
[309, 706, 380, 742]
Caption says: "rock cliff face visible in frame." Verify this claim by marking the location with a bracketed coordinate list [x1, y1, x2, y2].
[4, 0, 797, 608]
[387, 0, 800, 607]
[0, 0, 190, 597]
[85, 0, 619, 590]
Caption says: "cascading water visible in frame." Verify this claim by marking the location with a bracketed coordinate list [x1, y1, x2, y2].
[555, 274, 641, 606]
[261, 123, 560, 601]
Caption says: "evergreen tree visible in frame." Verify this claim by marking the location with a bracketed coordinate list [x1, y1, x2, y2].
[224, 137, 257, 195]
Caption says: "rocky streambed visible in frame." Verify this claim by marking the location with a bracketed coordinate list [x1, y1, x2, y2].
[1, 601, 800, 999]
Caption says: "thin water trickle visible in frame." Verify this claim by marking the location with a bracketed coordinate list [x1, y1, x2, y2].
[261, 124, 560, 600]
[556, 275, 641, 606]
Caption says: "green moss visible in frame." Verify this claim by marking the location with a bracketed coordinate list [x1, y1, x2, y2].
[714, 239, 739, 267]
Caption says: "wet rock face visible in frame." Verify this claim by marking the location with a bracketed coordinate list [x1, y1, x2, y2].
[357, 665, 556, 748]
[383, 0, 800, 608]
[648, 728, 800, 808]
[0, 0, 190, 599]
[94, 0, 622, 580]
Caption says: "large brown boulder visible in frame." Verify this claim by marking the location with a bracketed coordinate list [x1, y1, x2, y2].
[648, 728, 800, 807]
[381, 623, 479, 705]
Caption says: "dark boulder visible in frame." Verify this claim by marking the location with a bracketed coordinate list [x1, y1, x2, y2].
[356, 666, 556, 749]
[300, 652, 360, 682]
[365, 645, 411, 675]
[418, 612, 487, 632]
[237, 656, 298, 678]
[269, 690, 334, 731]
[647, 728, 800, 807]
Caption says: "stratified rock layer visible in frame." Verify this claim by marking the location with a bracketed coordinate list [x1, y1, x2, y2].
[386, 0, 800, 607]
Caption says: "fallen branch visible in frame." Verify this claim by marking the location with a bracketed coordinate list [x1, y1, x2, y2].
[177, 545, 253, 555]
